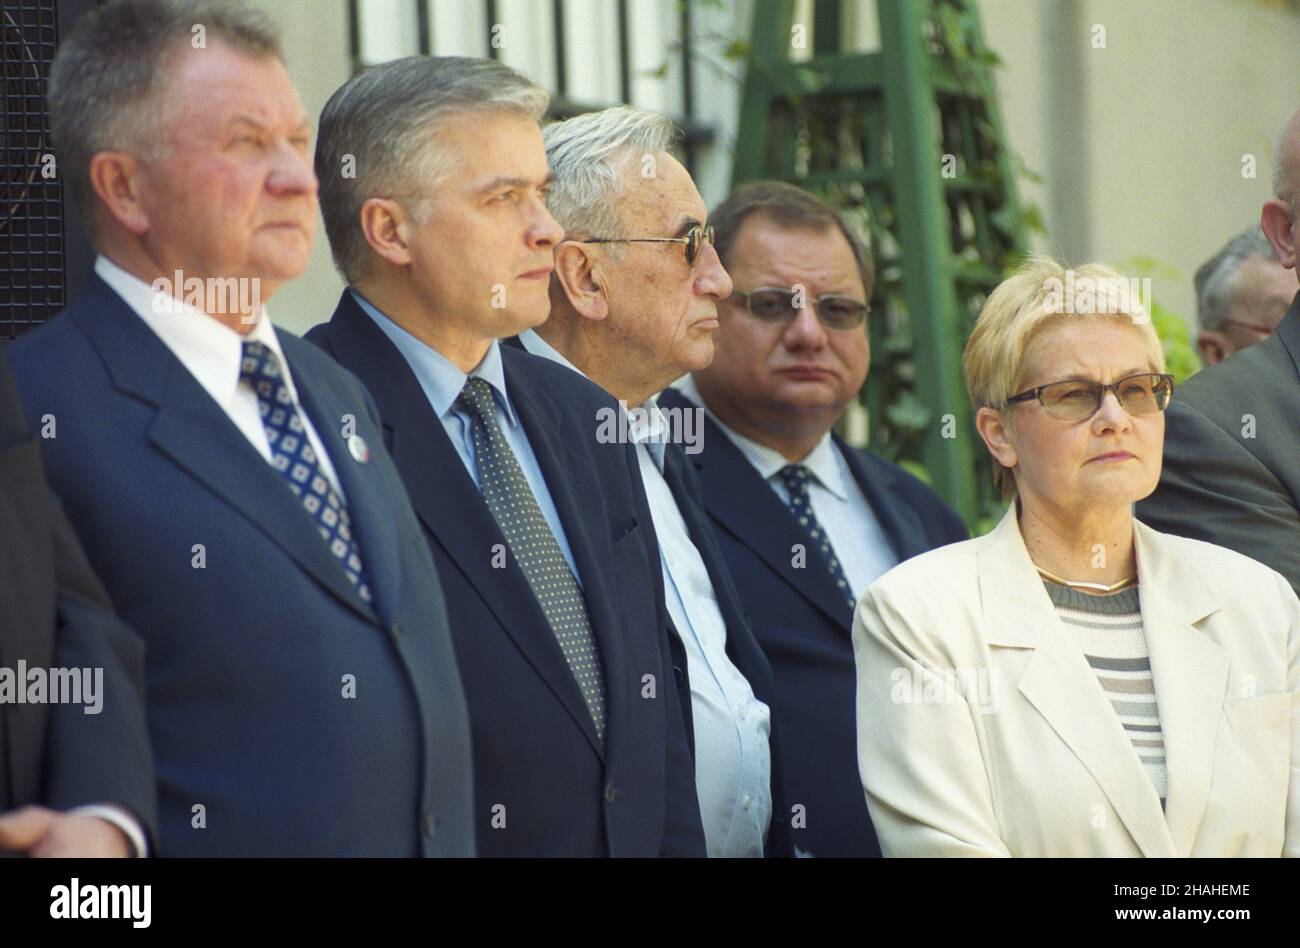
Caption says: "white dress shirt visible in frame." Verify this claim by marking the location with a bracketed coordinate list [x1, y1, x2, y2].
[94, 256, 343, 497]
[518, 329, 773, 857]
[675, 375, 899, 600]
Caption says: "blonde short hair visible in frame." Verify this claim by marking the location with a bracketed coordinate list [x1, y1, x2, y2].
[962, 256, 1166, 499]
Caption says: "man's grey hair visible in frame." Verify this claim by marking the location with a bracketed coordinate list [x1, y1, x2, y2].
[316, 56, 549, 284]
[542, 105, 680, 242]
[48, 0, 282, 221]
[1274, 127, 1292, 206]
[1194, 226, 1280, 330]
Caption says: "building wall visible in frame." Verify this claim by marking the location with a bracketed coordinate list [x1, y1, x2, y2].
[980, 0, 1300, 325]
[255, 0, 1300, 336]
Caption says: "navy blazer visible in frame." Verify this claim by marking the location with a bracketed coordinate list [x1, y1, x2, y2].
[659, 386, 968, 857]
[659, 442, 795, 858]
[7, 275, 476, 857]
[306, 292, 705, 857]
[0, 345, 156, 841]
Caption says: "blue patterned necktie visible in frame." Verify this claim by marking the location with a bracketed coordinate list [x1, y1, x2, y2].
[240, 340, 372, 604]
[778, 463, 855, 611]
[455, 376, 607, 742]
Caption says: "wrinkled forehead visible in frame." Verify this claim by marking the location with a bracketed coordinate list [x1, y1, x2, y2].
[616, 151, 706, 230]
[158, 40, 306, 135]
[1021, 315, 1157, 384]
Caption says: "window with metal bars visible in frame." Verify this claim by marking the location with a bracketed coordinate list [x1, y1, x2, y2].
[345, 0, 714, 178]
[1, 0, 64, 340]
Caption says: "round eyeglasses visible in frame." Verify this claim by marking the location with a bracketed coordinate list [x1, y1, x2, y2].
[729, 287, 869, 330]
[578, 223, 715, 267]
[1005, 372, 1175, 421]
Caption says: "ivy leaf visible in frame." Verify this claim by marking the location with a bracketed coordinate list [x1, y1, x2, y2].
[722, 38, 751, 60]
[885, 391, 932, 432]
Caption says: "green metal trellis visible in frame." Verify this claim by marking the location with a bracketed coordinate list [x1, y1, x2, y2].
[732, 0, 1026, 529]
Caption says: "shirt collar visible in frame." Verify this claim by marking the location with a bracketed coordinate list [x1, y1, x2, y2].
[94, 255, 296, 410]
[675, 373, 849, 499]
[352, 288, 517, 426]
[517, 328, 583, 377]
[519, 328, 672, 466]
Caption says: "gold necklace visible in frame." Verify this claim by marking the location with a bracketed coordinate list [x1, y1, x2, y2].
[1035, 564, 1138, 594]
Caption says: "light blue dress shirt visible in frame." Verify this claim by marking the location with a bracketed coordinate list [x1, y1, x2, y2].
[355, 292, 582, 584]
[676, 375, 899, 600]
[519, 328, 773, 857]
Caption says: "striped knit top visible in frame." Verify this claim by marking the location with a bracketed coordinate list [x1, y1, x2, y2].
[1042, 581, 1168, 807]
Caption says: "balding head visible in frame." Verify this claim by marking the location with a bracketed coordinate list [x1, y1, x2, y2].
[1261, 108, 1300, 278]
[1273, 110, 1300, 210]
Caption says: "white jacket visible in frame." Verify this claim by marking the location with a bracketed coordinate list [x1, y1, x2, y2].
[852, 502, 1300, 857]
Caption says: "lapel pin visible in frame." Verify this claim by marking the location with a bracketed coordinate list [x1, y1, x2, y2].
[348, 433, 370, 463]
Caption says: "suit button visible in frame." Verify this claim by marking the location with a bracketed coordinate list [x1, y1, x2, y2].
[425, 812, 438, 835]
[604, 782, 618, 803]
[390, 623, 402, 638]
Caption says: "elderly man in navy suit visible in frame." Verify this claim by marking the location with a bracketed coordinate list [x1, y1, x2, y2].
[305, 58, 703, 857]
[8, 0, 474, 855]
[517, 105, 794, 858]
[659, 181, 968, 857]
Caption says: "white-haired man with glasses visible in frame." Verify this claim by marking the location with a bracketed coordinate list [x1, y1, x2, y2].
[515, 105, 795, 857]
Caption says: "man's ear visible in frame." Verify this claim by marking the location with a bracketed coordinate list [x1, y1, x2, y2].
[1195, 329, 1230, 366]
[88, 151, 150, 236]
[1261, 199, 1297, 270]
[553, 241, 609, 322]
[975, 405, 1018, 472]
[358, 198, 416, 269]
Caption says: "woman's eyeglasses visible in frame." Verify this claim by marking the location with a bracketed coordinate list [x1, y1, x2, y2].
[1006, 372, 1175, 421]
[729, 287, 869, 330]
[578, 223, 715, 267]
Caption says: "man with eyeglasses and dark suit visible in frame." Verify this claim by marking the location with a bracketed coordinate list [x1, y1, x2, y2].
[658, 180, 968, 857]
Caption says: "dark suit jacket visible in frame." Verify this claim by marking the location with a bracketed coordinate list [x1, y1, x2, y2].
[1137, 295, 1300, 597]
[660, 442, 795, 858]
[8, 275, 476, 857]
[306, 292, 705, 857]
[660, 386, 968, 857]
[0, 345, 156, 844]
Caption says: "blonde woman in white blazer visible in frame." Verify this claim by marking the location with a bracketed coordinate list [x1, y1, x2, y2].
[852, 257, 1300, 857]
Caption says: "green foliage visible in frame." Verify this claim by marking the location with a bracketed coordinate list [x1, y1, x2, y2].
[1151, 301, 1202, 384]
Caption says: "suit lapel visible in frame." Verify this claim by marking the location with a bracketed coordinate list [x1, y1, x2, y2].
[287, 335, 400, 626]
[834, 434, 929, 561]
[322, 295, 604, 757]
[74, 278, 376, 623]
[684, 406, 852, 628]
[663, 443, 757, 667]
[979, 505, 1176, 857]
[1130, 519, 1228, 857]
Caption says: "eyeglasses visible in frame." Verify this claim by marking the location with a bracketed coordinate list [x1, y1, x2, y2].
[728, 286, 869, 330]
[1006, 372, 1175, 421]
[578, 223, 715, 267]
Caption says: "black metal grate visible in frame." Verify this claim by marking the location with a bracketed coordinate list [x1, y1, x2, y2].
[1, 0, 63, 340]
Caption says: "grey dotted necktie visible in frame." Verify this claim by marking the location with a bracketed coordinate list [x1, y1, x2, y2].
[779, 463, 855, 611]
[456, 376, 607, 742]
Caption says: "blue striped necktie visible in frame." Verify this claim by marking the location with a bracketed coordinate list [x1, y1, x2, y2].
[240, 340, 372, 604]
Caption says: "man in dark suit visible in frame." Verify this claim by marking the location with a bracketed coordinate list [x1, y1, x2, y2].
[307, 58, 703, 856]
[1137, 112, 1300, 595]
[519, 106, 794, 857]
[8, 0, 474, 855]
[660, 181, 968, 857]
[0, 346, 155, 857]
